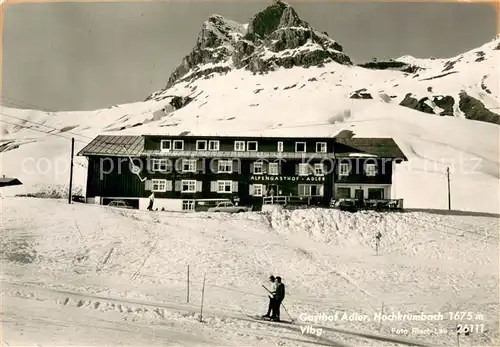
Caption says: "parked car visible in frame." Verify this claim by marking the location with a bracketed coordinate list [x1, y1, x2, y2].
[207, 201, 253, 213]
[107, 200, 134, 209]
[338, 200, 358, 213]
[71, 195, 85, 203]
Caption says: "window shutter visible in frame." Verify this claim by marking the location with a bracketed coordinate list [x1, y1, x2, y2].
[196, 181, 202, 192]
[295, 164, 299, 175]
[250, 163, 254, 174]
[234, 160, 241, 173]
[145, 179, 152, 191]
[249, 184, 255, 196]
[210, 181, 217, 192]
[174, 181, 181, 191]
[278, 162, 282, 174]
[232, 181, 238, 192]
[262, 185, 268, 196]
[166, 180, 173, 191]
[197, 159, 203, 172]
[212, 159, 219, 174]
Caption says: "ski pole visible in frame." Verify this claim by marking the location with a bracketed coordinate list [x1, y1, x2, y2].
[262, 285, 294, 322]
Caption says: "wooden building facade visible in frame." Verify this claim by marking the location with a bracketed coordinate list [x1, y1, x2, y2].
[78, 134, 408, 211]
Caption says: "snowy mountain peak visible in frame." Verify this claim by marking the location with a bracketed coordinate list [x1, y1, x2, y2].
[156, 1, 351, 92]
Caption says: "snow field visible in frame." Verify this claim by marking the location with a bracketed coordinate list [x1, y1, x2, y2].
[1, 198, 498, 346]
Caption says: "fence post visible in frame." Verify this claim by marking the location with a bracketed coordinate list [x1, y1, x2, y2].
[199, 273, 206, 323]
[187, 265, 190, 304]
[378, 301, 384, 331]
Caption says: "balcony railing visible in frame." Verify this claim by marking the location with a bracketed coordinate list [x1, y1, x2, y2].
[332, 198, 404, 210]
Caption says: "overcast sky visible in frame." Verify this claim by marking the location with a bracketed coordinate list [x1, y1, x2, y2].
[2, 1, 497, 112]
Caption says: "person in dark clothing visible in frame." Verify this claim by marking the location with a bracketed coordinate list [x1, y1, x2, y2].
[271, 276, 285, 321]
[147, 192, 154, 211]
[262, 275, 276, 318]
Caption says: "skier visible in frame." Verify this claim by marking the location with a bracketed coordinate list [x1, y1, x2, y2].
[262, 275, 277, 318]
[147, 192, 155, 211]
[271, 276, 285, 322]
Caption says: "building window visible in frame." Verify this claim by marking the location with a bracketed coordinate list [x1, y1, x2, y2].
[234, 141, 245, 151]
[218, 160, 233, 173]
[160, 140, 171, 151]
[152, 179, 167, 192]
[339, 162, 350, 177]
[247, 141, 258, 151]
[181, 180, 196, 193]
[365, 163, 377, 177]
[336, 187, 351, 198]
[316, 142, 327, 153]
[269, 163, 279, 175]
[152, 159, 169, 172]
[173, 140, 184, 150]
[277, 141, 283, 152]
[298, 163, 309, 176]
[298, 184, 324, 197]
[295, 142, 306, 152]
[182, 159, 197, 173]
[196, 140, 207, 150]
[368, 188, 384, 200]
[252, 184, 264, 196]
[217, 180, 232, 193]
[314, 163, 324, 176]
[208, 140, 220, 151]
[182, 200, 195, 211]
[253, 162, 263, 174]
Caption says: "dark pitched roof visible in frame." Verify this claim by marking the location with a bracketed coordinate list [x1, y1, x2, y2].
[334, 138, 408, 160]
[77, 135, 408, 161]
[0, 178, 22, 187]
[77, 135, 144, 157]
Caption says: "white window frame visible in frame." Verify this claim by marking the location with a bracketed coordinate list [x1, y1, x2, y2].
[160, 140, 171, 151]
[152, 179, 167, 192]
[339, 162, 350, 177]
[196, 140, 207, 151]
[173, 140, 184, 150]
[295, 142, 306, 153]
[181, 180, 196, 193]
[365, 163, 377, 177]
[253, 162, 263, 175]
[316, 142, 327, 153]
[234, 141, 245, 151]
[253, 184, 264, 196]
[217, 180, 232, 193]
[182, 200, 195, 211]
[218, 160, 233, 173]
[182, 159, 197, 173]
[298, 163, 309, 176]
[277, 141, 283, 152]
[314, 163, 324, 176]
[268, 162, 279, 175]
[247, 141, 258, 152]
[152, 159, 168, 172]
[208, 140, 220, 151]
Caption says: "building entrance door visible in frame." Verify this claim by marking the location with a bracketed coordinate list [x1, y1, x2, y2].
[268, 185, 278, 196]
[354, 189, 364, 200]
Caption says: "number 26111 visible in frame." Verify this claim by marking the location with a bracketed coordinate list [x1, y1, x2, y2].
[457, 324, 485, 334]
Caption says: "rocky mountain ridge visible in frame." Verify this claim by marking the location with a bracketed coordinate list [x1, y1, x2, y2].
[156, 0, 351, 92]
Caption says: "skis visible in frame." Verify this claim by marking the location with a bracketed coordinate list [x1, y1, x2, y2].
[245, 314, 294, 325]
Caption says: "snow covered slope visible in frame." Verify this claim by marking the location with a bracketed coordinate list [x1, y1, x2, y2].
[1, 198, 499, 346]
[0, 1, 499, 213]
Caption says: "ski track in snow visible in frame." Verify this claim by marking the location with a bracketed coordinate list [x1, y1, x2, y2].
[1, 198, 498, 346]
